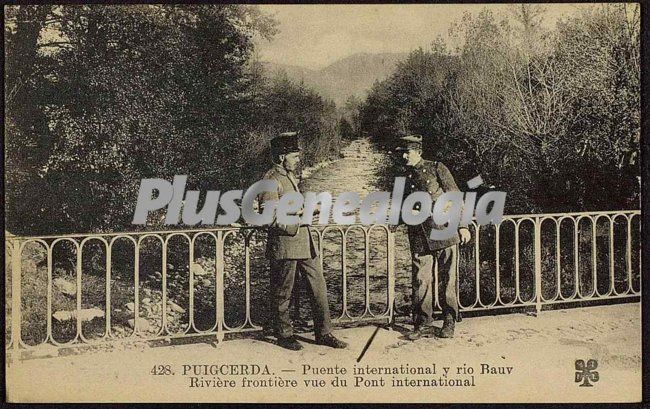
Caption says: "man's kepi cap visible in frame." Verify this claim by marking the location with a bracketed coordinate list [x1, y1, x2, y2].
[396, 134, 423, 151]
[271, 131, 302, 155]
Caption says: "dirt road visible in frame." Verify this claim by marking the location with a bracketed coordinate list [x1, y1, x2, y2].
[7, 303, 640, 403]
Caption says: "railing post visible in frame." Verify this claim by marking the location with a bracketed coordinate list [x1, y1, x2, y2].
[188, 237, 194, 331]
[106, 244, 112, 337]
[626, 215, 634, 294]
[215, 232, 225, 343]
[76, 241, 83, 339]
[11, 238, 22, 355]
[387, 229, 396, 326]
[341, 229, 348, 318]
[244, 232, 253, 326]
[534, 218, 543, 315]
[455, 238, 460, 316]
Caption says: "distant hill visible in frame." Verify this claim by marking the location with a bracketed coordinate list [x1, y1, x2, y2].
[262, 52, 408, 106]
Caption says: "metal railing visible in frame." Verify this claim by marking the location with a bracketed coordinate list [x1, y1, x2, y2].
[5, 210, 641, 358]
[449, 210, 641, 314]
[5, 224, 395, 356]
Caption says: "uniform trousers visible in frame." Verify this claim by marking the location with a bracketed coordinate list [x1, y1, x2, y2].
[269, 256, 332, 338]
[411, 245, 459, 327]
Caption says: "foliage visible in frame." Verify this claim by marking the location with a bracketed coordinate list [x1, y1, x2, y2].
[5, 5, 342, 236]
[339, 95, 362, 140]
[252, 71, 342, 170]
[360, 4, 640, 213]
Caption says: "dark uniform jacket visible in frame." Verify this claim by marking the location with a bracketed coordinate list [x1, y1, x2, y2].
[260, 164, 317, 260]
[405, 159, 461, 252]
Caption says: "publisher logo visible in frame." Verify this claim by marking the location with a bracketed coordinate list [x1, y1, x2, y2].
[575, 359, 599, 387]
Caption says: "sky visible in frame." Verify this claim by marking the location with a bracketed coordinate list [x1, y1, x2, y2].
[255, 4, 590, 70]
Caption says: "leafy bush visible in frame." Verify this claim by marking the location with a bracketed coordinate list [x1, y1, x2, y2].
[360, 4, 640, 214]
[5, 5, 342, 237]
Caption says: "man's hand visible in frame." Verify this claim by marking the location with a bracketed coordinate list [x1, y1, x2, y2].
[459, 227, 471, 245]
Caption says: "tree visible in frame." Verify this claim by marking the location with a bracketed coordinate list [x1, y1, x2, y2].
[359, 4, 639, 213]
[5, 5, 280, 234]
[5, 6, 58, 233]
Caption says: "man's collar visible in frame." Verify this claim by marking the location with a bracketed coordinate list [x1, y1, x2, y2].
[412, 157, 425, 169]
[273, 164, 299, 179]
[273, 163, 288, 176]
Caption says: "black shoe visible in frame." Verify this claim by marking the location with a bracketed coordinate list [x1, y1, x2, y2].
[438, 314, 455, 338]
[408, 325, 436, 341]
[316, 333, 348, 349]
[407, 330, 423, 341]
[277, 336, 303, 351]
[413, 319, 435, 332]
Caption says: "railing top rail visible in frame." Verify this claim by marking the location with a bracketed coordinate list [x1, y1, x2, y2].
[4, 223, 391, 241]
[4, 209, 640, 241]
[501, 209, 640, 219]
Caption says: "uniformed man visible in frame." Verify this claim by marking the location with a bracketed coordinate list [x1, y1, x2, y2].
[260, 132, 348, 351]
[396, 135, 471, 339]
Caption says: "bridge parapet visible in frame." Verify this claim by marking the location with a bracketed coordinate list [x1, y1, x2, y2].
[5, 210, 640, 359]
